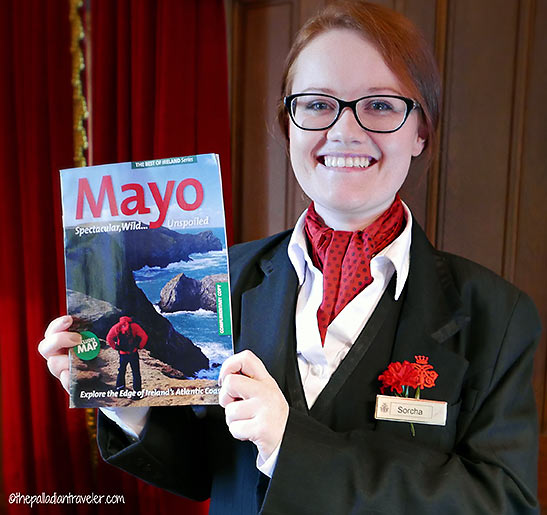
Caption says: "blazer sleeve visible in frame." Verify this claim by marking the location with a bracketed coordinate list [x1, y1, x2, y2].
[97, 405, 212, 502]
[262, 292, 541, 515]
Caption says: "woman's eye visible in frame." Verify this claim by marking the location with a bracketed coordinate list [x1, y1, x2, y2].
[368, 101, 393, 111]
[305, 101, 334, 112]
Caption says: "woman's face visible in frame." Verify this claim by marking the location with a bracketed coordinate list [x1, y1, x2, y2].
[289, 29, 425, 229]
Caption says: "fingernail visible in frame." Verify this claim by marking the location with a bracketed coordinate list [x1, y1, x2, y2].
[69, 333, 82, 344]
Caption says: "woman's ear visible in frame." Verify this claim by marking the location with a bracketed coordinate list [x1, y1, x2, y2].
[411, 125, 427, 157]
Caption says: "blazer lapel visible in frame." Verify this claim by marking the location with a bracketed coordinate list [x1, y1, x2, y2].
[236, 236, 299, 390]
[388, 224, 471, 405]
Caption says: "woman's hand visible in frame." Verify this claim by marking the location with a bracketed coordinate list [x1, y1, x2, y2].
[219, 350, 289, 462]
[38, 315, 81, 392]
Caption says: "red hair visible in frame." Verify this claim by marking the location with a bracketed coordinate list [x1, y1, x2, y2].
[278, 0, 441, 163]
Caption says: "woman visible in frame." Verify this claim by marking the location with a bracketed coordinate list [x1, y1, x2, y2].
[39, 1, 540, 513]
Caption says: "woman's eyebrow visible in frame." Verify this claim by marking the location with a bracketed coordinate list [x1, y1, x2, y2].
[298, 87, 338, 94]
[364, 86, 403, 95]
[296, 86, 403, 96]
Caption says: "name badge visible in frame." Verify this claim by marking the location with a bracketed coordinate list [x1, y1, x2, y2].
[374, 395, 447, 426]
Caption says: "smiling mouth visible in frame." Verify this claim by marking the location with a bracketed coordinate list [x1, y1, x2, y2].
[319, 155, 377, 168]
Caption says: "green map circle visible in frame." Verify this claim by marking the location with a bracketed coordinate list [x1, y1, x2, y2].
[75, 331, 101, 360]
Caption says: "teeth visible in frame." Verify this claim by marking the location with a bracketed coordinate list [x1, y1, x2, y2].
[323, 156, 371, 168]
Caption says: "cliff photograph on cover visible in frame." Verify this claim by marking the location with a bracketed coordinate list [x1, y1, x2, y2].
[60, 154, 233, 408]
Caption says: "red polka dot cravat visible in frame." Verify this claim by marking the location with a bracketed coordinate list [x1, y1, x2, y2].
[304, 195, 405, 345]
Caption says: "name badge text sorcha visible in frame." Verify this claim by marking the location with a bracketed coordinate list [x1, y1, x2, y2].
[374, 395, 447, 426]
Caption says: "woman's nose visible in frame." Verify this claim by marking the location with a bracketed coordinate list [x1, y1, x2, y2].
[326, 107, 367, 143]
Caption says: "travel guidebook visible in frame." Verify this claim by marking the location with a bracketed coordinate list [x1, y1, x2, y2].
[60, 154, 233, 408]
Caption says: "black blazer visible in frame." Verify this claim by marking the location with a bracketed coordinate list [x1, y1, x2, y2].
[98, 223, 541, 514]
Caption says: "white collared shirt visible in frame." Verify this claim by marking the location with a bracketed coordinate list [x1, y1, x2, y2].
[257, 203, 413, 475]
[288, 203, 412, 407]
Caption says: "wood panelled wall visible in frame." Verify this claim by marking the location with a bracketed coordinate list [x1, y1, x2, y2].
[227, 0, 547, 509]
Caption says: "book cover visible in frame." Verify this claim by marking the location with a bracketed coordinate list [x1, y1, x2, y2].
[60, 154, 232, 408]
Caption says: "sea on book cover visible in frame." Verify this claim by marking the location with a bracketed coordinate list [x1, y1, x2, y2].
[60, 154, 233, 408]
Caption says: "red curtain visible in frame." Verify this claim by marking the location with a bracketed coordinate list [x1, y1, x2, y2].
[0, 0, 231, 513]
[0, 0, 96, 513]
[90, 0, 233, 242]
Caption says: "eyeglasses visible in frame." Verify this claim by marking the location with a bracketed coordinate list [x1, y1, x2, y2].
[284, 93, 420, 133]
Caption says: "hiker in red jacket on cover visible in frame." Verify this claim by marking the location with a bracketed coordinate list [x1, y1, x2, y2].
[106, 316, 148, 392]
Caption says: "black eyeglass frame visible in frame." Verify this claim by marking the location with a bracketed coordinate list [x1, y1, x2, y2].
[284, 93, 420, 134]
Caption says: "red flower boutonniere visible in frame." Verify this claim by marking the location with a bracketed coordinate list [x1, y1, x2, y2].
[378, 355, 438, 436]
[378, 360, 418, 395]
